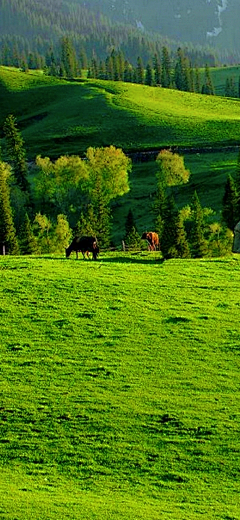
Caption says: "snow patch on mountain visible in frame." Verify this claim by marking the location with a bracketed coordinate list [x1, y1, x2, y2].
[207, 0, 228, 38]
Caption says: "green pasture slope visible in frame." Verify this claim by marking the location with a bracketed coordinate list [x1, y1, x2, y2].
[1, 66, 240, 159]
[1, 253, 240, 519]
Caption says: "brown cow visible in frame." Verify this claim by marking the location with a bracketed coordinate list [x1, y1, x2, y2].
[141, 231, 160, 251]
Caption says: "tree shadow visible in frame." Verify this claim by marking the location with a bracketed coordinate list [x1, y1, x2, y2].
[98, 255, 165, 265]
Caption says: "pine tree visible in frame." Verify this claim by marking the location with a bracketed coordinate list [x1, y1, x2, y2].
[153, 53, 161, 86]
[202, 64, 215, 95]
[136, 56, 144, 84]
[161, 46, 171, 88]
[18, 213, 38, 254]
[145, 63, 153, 86]
[189, 191, 208, 258]
[153, 179, 166, 239]
[0, 161, 19, 255]
[175, 211, 191, 258]
[60, 37, 77, 79]
[195, 67, 201, 93]
[3, 114, 29, 191]
[160, 196, 179, 259]
[124, 209, 142, 249]
[174, 48, 190, 92]
[222, 175, 238, 230]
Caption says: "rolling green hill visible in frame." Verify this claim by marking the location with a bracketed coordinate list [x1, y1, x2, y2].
[1, 67, 240, 161]
[1, 253, 240, 520]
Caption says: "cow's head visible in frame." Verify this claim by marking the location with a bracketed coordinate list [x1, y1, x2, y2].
[92, 242, 99, 260]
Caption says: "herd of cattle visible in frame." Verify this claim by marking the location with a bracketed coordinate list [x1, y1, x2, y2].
[66, 222, 240, 259]
[65, 232, 160, 260]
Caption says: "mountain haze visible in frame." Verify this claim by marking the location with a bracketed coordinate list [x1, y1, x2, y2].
[0, 0, 239, 63]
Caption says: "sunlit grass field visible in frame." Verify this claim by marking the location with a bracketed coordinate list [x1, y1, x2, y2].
[1, 67, 240, 159]
[1, 253, 240, 519]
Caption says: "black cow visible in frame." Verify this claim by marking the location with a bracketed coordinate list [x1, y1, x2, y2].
[66, 236, 99, 260]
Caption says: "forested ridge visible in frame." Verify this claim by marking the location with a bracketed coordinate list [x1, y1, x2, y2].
[0, 0, 220, 72]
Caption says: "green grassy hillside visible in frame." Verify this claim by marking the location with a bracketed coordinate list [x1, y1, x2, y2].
[1, 253, 240, 519]
[1, 67, 240, 159]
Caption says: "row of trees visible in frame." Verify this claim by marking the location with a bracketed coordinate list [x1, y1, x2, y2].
[0, 115, 131, 255]
[87, 47, 215, 95]
[0, 114, 238, 259]
[124, 149, 236, 259]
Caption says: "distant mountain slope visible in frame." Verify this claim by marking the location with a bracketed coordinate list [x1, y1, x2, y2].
[81, 0, 240, 60]
[0, 0, 237, 64]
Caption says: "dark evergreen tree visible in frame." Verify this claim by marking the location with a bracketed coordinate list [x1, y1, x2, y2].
[161, 46, 171, 88]
[160, 195, 179, 259]
[189, 191, 208, 257]
[136, 56, 144, 84]
[145, 63, 153, 86]
[3, 114, 29, 191]
[174, 48, 190, 92]
[60, 37, 78, 79]
[175, 211, 191, 258]
[0, 161, 19, 255]
[202, 64, 215, 95]
[124, 209, 142, 249]
[153, 179, 167, 239]
[195, 67, 201, 93]
[124, 60, 133, 82]
[153, 53, 161, 86]
[222, 175, 238, 231]
[18, 213, 38, 254]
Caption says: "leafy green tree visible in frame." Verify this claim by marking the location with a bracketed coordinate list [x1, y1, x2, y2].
[18, 213, 38, 254]
[0, 161, 19, 255]
[33, 154, 89, 226]
[3, 114, 29, 191]
[222, 174, 238, 231]
[189, 191, 208, 258]
[33, 213, 52, 253]
[75, 207, 97, 237]
[51, 214, 72, 253]
[156, 149, 190, 187]
[90, 172, 111, 248]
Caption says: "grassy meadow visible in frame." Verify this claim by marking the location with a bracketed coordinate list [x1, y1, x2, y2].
[1, 66, 240, 160]
[1, 253, 240, 520]
[1, 66, 240, 519]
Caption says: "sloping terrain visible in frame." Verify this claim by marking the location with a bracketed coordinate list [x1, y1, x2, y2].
[1, 67, 240, 159]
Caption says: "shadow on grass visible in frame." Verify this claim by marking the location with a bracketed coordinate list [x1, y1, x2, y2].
[98, 256, 165, 265]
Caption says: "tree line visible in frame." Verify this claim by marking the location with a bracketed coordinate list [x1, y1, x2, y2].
[0, 114, 238, 259]
[0, 0, 221, 71]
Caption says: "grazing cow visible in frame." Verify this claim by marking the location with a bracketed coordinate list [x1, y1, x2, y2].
[141, 231, 160, 251]
[66, 236, 99, 260]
